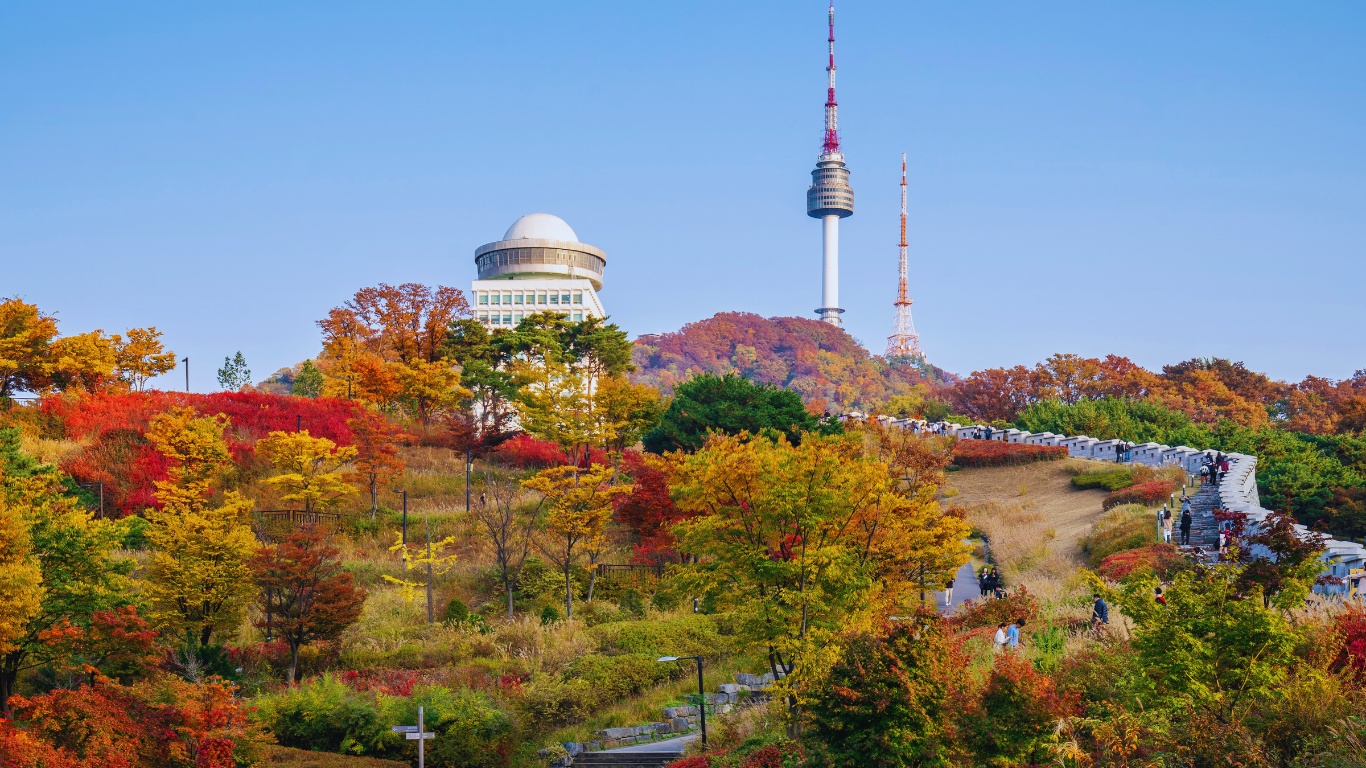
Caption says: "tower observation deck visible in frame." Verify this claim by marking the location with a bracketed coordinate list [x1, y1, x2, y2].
[807, 2, 853, 326]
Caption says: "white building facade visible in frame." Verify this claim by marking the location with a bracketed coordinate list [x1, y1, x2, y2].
[471, 213, 607, 328]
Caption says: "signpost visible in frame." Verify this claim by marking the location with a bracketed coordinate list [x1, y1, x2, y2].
[391, 706, 435, 768]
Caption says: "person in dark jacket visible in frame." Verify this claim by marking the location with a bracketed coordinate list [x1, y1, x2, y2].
[1091, 594, 1110, 628]
[1179, 507, 1193, 545]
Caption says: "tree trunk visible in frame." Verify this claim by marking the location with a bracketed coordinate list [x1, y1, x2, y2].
[506, 581, 515, 618]
[564, 561, 574, 618]
[370, 480, 378, 519]
[586, 568, 598, 602]
[200, 624, 213, 649]
[288, 642, 300, 685]
[0, 657, 17, 718]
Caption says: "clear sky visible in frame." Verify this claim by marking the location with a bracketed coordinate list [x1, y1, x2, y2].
[3, 1, 1363, 390]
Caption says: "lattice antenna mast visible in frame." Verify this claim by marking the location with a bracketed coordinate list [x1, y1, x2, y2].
[823, 2, 840, 155]
[886, 153, 923, 359]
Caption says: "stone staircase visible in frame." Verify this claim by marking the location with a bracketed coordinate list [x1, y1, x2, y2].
[572, 752, 680, 768]
[1182, 481, 1222, 557]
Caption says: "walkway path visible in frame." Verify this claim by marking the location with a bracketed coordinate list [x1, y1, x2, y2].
[603, 732, 699, 753]
[937, 560, 979, 615]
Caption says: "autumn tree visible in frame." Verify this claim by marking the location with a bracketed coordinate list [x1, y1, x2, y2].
[441, 318, 519, 447]
[614, 450, 691, 563]
[0, 297, 125, 396]
[251, 525, 365, 683]
[317, 283, 470, 425]
[142, 408, 256, 648]
[114, 327, 177, 392]
[257, 430, 358, 513]
[593, 375, 666, 452]
[39, 606, 160, 686]
[384, 521, 458, 625]
[670, 431, 968, 719]
[523, 464, 632, 618]
[475, 470, 541, 617]
[348, 414, 406, 517]
[0, 428, 132, 715]
[0, 495, 43, 664]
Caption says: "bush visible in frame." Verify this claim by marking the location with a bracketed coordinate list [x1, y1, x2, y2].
[443, 598, 470, 625]
[252, 673, 387, 755]
[590, 614, 723, 657]
[1095, 544, 1189, 581]
[951, 586, 1041, 631]
[566, 653, 676, 700]
[540, 605, 561, 625]
[952, 440, 1067, 468]
[618, 588, 646, 616]
[514, 676, 598, 730]
[380, 686, 515, 768]
[1102, 481, 1176, 511]
[1083, 505, 1158, 567]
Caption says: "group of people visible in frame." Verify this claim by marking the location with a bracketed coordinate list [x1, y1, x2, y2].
[1162, 494, 1195, 545]
[978, 564, 1005, 599]
[1200, 452, 1231, 485]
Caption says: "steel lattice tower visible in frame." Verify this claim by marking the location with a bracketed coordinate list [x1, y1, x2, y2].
[807, 2, 854, 326]
[886, 154, 923, 359]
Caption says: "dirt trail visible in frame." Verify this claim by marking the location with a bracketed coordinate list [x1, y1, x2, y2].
[941, 461, 1109, 563]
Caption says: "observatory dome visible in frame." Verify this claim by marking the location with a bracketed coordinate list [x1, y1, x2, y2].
[503, 213, 579, 243]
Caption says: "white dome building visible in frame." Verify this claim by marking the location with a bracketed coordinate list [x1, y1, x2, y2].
[470, 214, 607, 329]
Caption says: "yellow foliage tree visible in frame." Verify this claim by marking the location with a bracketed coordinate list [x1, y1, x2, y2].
[523, 464, 632, 618]
[669, 431, 969, 719]
[384, 521, 459, 624]
[257, 430, 359, 513]
[592, 375, 666, 453]
[0, 496, 43, 657]
[143, 408, 256, 647]
[114, 327, 178, 392]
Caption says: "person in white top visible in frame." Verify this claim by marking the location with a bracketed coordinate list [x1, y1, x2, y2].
[993, 623, 1007, 653]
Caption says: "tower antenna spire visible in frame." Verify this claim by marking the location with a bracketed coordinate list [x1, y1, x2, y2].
[807, 2, 854, 327]
[887, 153, 923, 359]
[823, 1, 840, 155]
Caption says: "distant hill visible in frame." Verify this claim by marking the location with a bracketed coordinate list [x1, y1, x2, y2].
[631, 312, 952, 413]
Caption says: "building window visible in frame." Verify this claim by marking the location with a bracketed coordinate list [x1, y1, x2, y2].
[537, 293, 547, 305]
[478, 294, 488, 305]
[572, 312, 582, 321]
[491, 294, 501, 305]
[561, 293, 570, 304]
[572, 292, 582, 304]
[503, 314, 513, 324]
[513, 294, 523, 304]
[513, 312, 523, 324]
[550, 294, 559, 304]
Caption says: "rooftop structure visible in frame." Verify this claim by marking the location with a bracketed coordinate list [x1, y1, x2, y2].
[806, 2, 854, 326]
[471, 213, 606, 328]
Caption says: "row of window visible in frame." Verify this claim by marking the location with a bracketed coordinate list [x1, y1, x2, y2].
[477, 247, 605, 273]
[476, 291, 584, 306]
[478, 310, 585, 325]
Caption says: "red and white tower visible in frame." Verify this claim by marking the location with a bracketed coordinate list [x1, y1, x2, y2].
[886, 154, 923, 359]
[806, 2, 854, 326]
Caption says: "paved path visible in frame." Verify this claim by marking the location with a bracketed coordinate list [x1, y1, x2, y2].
[605, 732, 699, 753]
[937, 560, 980, 615]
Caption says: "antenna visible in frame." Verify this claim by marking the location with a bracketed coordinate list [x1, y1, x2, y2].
[822, 2, 840, 155]
[887, 153, 923, 359]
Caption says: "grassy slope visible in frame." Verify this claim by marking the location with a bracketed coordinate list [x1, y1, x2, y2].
[942, 460, 1110, 560]
[263, 746, 409, 768]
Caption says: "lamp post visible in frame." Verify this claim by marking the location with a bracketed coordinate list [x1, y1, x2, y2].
[465, 445, 472, 512]
[181, 357, 189, 392]
[657, 655, 706, 746]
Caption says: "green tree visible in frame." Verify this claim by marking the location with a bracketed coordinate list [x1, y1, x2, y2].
[0, 429, 133, 715]
[216, 351, 252, 391]
[644, 373, 838, 454]
[292, 359, 324, 398]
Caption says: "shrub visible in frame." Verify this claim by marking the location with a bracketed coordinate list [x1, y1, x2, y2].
[566, 653, 675, 700]
[540, 605, 561, 625]
[590, 614, 723, 657]
[952, 440, 1067, 468]
[1102, 481, 1176, 511]
[1084, 505, 1159, 567]
[443, 598, 470, 625]
[618, 588, 646, 616]
[951, 586, 1041, 631]
[252, 673, 387, 755]
[963, 651, 1072, 764]
[380, 686, 515, 768]
[1095, 544, 1188, 581]
[514, 676, 597, 730]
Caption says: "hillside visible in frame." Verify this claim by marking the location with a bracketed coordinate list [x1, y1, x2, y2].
[631, 312, 952, 413]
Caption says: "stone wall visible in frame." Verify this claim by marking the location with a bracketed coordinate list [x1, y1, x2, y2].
[844, 413, 1366, 595]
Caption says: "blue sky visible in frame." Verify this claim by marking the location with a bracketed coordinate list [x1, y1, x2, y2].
[3, 1, 1363, 390]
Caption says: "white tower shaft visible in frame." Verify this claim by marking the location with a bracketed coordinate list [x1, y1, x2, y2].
[807, 3, 853, 327]
[823, 215, 839, 314]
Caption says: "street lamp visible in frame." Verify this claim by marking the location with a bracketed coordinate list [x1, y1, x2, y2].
[657, 655, 706, 746]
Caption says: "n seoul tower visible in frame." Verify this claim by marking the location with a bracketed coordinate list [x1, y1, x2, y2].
[807, 1, 854, 326]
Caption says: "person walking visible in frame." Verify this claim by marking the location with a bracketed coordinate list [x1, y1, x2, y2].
[1179, 507, 1193, 545]
[943, 577, 955, 607]
[1162, 507, 1173, 543]
[1006, 618, 1025, 649]
[1154, 586, 1167, 605]
[979, 565, 991, 597]
[989, 567, 1004, 599]
[1091, 594, 1110, 630]
[993, 622, 1008, 653]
